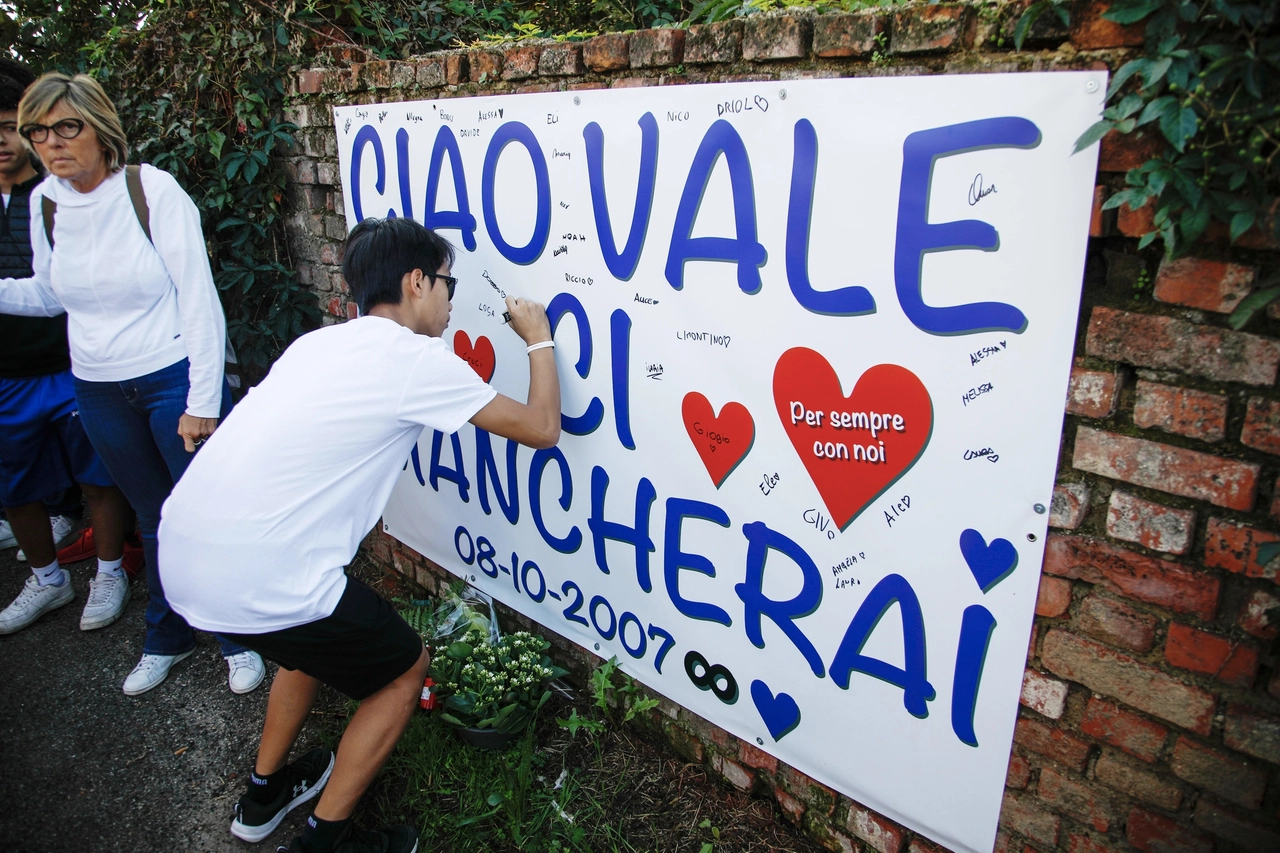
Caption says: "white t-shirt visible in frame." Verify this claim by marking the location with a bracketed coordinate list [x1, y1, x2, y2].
[159, 316, 497, 633]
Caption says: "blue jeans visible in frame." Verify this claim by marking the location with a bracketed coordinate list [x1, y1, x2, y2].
[74, 359, 246, 658]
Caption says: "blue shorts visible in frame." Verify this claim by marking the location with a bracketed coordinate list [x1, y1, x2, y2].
[0, 371, 114, 508]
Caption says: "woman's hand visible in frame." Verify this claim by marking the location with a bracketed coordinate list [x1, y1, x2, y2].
[178, 413, 219, 452]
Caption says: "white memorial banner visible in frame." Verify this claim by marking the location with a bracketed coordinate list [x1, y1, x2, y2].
[335, 72, 1104, 853]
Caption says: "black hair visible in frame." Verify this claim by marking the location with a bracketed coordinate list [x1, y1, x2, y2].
[0, 58, 35, 112]
[342, 217, 456, 314]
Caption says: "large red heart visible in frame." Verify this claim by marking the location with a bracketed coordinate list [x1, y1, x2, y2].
[453, 330, 495, 382]
[682, 392, 755, 488]
[773, 348, 932, 530]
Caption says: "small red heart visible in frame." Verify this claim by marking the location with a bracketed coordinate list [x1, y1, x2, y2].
[773, 348, 932, 530]
[453, 330, 495, 382]
[682, 392, 755, 488]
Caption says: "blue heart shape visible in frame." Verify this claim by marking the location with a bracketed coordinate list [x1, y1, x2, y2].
[750, 679, 801, 742]
[959, 528, 1019, 593]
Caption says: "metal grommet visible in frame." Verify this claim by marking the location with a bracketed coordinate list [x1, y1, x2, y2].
[1026, 533, 1038, 542]
[1084, 79, 1099, 94]
[594, 643, 600, 650]
[1034, 503, 1046, 514]
[573, 95, 581, 105]
[757, 737, 764, 745]
[778, 89, 787, 100]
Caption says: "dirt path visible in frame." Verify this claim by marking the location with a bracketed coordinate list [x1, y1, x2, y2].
[0, 543, 334, 853]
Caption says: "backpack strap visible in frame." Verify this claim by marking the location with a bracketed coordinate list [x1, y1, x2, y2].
[124, 164, 152, 244]
[41, 166, 153, 251]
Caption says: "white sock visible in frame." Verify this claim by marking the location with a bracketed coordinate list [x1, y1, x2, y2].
[32, 559, 63, 587]
[97, 557, 125, 580]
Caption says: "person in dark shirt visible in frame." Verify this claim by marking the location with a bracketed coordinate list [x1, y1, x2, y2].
[0, 58, 132, 635]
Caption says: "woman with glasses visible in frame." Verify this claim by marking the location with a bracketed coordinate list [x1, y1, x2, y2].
[0, 72, 265, 697]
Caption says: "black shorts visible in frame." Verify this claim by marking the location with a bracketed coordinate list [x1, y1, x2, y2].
[223, 576, 424, 700]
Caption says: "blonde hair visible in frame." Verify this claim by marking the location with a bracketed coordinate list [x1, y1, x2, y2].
[18, 73, 128, 173]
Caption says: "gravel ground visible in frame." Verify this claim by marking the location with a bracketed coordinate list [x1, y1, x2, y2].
[0, 535, 338, 853]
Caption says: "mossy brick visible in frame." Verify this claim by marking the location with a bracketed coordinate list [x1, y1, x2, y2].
[1073, 593, 1158, 653]
[1086, 306, 1280, 386]
[1095, 751, 1183, 811]
[1171, 737, 1267, 810]
[1242, 396, 1280, 456]
[1071, 0, 1146, 49]
[1132, 380, 1228, 444]
[1040, 629, 1216, 734]
[629, 28, 684, 68]
[664, 723, 704, 762]
[1043, 534, 1220, 620]
[1224, 703, 1280, 764]
[467, 49, 502, 82]
[685, 21, 742, 64]
[845, 801, 904, 853]
[710, 753, 753, 791]
[1102, 249, 1145, 289]
[1236, 588, 1279, 639]
[1015, 717, 1091, 770]
[781, 765, 836, 815]
[583, 33, 630, 72]
[539, 43, 583, 76]
[1127, 806, 1213, 853]
[812, 12, 883, 58]
[775, 787, 806, 824]
[1049, 482, 1091, 530]
[1073, 426, 1259, 511]
[1192, 799, 1280, 853]
[319, 67, 358, 94]
[1005, 754, 1032, 789]
[1066, 834, 1113, 853]
[891, 4, 972, 54]
[738, 740, 777, 773]
[416, 60, 445, 88]
[296, 69, 321, 94]
[1106, 490, 1196, 555]
[999, 792, 1060, 847]
[502, 45, 541, 80]
[363, 60, 394, 89]
[1037, 768, 1117, 833]
[1066, 365, 1121, 418]
[1086, 696, 1171, 764]
[742, 15, 811, 61]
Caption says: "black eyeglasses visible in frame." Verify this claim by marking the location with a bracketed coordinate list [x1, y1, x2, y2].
[432, 273, 458, 301]
[19, 118, 85, 143]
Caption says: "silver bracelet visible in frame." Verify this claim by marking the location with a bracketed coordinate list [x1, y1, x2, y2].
[526, 340, 555, 354]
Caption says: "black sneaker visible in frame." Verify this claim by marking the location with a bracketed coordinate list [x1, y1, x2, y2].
[276, 824, 418, 853]
[231, 747, 336, 842]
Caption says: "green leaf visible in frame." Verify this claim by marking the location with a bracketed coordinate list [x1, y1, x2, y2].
[1227, 286, 1280, 330]
[1074, 120, 1113, 154]
[207, 129, 226, 160]
[1229, 211, 1256, 243]
[1102, 0, 1163, 25]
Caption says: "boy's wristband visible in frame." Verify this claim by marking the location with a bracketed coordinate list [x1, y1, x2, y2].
[526, 340, 555, 354]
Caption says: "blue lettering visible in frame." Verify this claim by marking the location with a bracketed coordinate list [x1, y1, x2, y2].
[547, 293, 604, 435]
[350, 125, 389, 223]
[611, 309, 635, 450]
[588, 466, 656, 591]
[529, 447, 582, 554]
[428, 430, 469, 502]
[396, 128, 413, 220]
[424, 125, 478, 251]
[585, 112, 658, 281]
[951, 604, 997, 747]
[482, 122, 551, 264]
[735, 521, 824, 678]
[474, 427, 519, 524]
[663, 498, 732, 625]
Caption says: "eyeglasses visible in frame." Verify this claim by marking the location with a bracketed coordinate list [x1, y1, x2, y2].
[19, 118, 85, 143]
[432, 273, 458, 301]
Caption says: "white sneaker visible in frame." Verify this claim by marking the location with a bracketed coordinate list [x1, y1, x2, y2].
[0, 517, 15, 549]
[80, 572, 130, 630]
[0, 571, 75, 634]
[226, 650, 266, 694]
[122, 649, 194, 696]
[16, 515, 74, 562]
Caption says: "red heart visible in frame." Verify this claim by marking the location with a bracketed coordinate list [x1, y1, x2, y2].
[682, 392, 755, 488]
[772, 348, 932, 530]
[453, 330, 495, 382]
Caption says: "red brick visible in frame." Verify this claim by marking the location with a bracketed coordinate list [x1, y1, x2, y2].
[1015, 718, 1092, 771]
[1095, 750, 1183, 810]
[1089, 185, 1108, 237]
[907, 837, 946, 853]
[1082, 697, 1169, 763]
[538, 43, 583, 76]
[1154, 257, 1257, 313]
[1067, 833, 1113, 853]
[845, 802, 904, 853]
[444, 53, 468, 85]
[1036, 575, 1072, 617]
[1272, 475, 1280, 521]
[1038, 768, 1117, 832]
[1118, 200, 1156, 237]
[813, 12, 883, 58]
[1073, 426, 1259, 511]
[1133, 380, 1228, 444]
[1006, 754, 1032, 790]
[738, 740, 777, 773]
[775, 787, 806, 824]
[500, 46, 538, 80]
[684, 21, 742, 64]
[1085, 306, 1280, 386]
[582, 33, 630, 72]
[629, 28, 685, 68]
[296, 69, 321, 94]
[1021, 669, 1069, 719]
[1066, 366, 1121, 418]
[710, 753, 752, 790]
[1000, 793, 1060, 847]
[1099, 130, 1166, 172]
[1074, 593, 1158, 653]
[1204, 517, 1280, 581]
[1041, 630, 1216, 734]
[1237, 588, 1280, 639]
[1044, 534, 1220, 620]
[1071, 0, 1146, 48]
[1242, 396, 1280, 456]
[1223, 703, 1280, 764]
[742, 15, 810, 61]
[1105, 490, 1196, 555]
[891, 4, 972, 53]
[1170, 737, 1267, 809]
[1050, 482, 1092, 529]
[1165, 623, 1260, 688]
[1127, 806, 1213, 853]
[781, 765, 836, 816]
[1193, 799, 1280, 853]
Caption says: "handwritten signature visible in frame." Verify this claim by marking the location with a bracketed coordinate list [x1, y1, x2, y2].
[968, 173, 996, 206]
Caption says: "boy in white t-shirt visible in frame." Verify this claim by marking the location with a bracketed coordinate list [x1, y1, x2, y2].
[158, 217, 560, 853]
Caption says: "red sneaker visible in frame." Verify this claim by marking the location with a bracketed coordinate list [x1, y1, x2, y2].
[121, 540, 144, 580]
[57, 527, 96, 563]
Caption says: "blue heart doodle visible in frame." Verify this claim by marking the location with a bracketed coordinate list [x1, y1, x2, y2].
[959, 528, 1019, 592]
[750, 679, 801, 741]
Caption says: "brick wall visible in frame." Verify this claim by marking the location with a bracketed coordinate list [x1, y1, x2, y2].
[280, 4, 1280, 851]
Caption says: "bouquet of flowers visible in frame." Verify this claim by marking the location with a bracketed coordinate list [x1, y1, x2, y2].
[429, 628, 568, 733]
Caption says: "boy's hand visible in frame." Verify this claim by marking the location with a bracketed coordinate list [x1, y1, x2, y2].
[505, 296, 552, 347]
